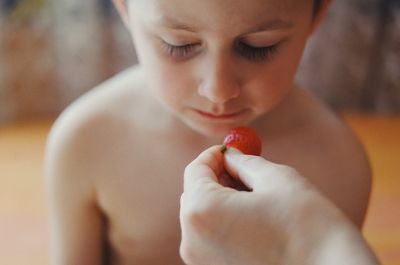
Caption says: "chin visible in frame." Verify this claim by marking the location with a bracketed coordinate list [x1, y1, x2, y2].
[175, 108, 258, 138]
[182, 118, 246, 139]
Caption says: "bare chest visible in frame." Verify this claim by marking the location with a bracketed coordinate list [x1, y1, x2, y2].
[94, 139, 200, 264]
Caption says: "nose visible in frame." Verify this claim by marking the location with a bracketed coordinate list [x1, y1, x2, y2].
[197, 54, 241, 104]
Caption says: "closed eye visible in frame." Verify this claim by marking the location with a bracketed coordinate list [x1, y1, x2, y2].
[161, 41, 200, 59]
[235, 42, 280, 62]
[160, 39, 281, 62]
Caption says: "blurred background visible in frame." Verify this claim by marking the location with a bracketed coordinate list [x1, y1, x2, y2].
[0, 0, 136, 122]
[0, 0, 399, 122]
[0, 0, 399, 264]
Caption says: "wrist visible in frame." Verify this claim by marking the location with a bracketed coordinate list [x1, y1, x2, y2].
[312, 225, 380, 265]
[286, 194, 380, 265]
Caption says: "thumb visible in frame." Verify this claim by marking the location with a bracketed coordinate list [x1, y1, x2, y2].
[224, 148, 299, 192]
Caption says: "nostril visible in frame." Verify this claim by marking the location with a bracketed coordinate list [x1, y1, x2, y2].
[197, 79, 240, 104]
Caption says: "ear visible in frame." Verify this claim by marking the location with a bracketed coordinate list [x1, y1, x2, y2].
[112, 0, 131, 29]
[309, 0, 332, 36]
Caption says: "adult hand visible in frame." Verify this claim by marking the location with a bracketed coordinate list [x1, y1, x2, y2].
[180, 146, 380, 265]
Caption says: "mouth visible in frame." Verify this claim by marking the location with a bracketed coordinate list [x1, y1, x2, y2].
[194, 109, 247, 121]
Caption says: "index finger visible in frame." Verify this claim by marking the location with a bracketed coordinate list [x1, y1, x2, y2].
[183, 145, 225, 193]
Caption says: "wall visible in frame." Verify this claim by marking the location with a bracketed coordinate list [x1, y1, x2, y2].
[0, 0, 399, 123]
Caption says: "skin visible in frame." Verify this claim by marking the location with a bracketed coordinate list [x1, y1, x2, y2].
[45, 0, 372, 264]
[180, 147, 380, 265]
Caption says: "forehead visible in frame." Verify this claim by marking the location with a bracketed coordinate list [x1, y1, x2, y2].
[130, 0, 313, 34]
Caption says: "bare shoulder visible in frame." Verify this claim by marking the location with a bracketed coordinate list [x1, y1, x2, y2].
[45, 66, 146, 187]
[44, 67, 148, 263]
[265, 88, 372, 228]
[47, 66, 145, 142]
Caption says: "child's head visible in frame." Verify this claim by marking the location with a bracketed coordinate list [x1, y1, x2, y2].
[113, 0, 331, 137]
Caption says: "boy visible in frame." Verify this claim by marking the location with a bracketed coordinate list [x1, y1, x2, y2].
[45, 0, 372, 264]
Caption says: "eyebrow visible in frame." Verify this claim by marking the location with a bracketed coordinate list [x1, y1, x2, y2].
[245, 19, 294, 33]
[158, 17, 294, 33]
[158, 17, 198, 32]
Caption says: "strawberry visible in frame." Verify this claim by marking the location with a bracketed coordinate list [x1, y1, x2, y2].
[222, 127, 262, 156]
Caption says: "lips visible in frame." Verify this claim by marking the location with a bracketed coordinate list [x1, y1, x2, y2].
[194, 109, 246, 120]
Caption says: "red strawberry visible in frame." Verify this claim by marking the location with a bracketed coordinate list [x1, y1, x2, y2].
[222, 127, 262, 156]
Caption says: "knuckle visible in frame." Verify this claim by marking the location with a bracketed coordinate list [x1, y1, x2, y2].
[183, 162, 194, 178]
[279, 165, 299, 176]
[179, 240, 198, 265]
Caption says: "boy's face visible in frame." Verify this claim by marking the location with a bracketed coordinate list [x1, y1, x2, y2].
[119, 0, 319, 137]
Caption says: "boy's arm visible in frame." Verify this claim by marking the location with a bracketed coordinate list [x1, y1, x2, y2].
[45, 117, 105, 265]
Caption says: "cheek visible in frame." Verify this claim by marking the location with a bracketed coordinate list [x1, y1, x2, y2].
[139, 48, 195, 108]
[272, 37, 308, 84]
[134, 30, 195, 102]
[249, 39, 307, 109]
[149, 66, 185, 107]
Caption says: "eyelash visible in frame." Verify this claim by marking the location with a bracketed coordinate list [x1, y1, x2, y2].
[161, 41, 280, 62]
[161, 42, 199, 59]
[235, 42, 279, 62]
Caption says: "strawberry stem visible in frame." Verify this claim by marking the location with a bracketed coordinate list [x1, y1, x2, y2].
[220, 144, 227, 154]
